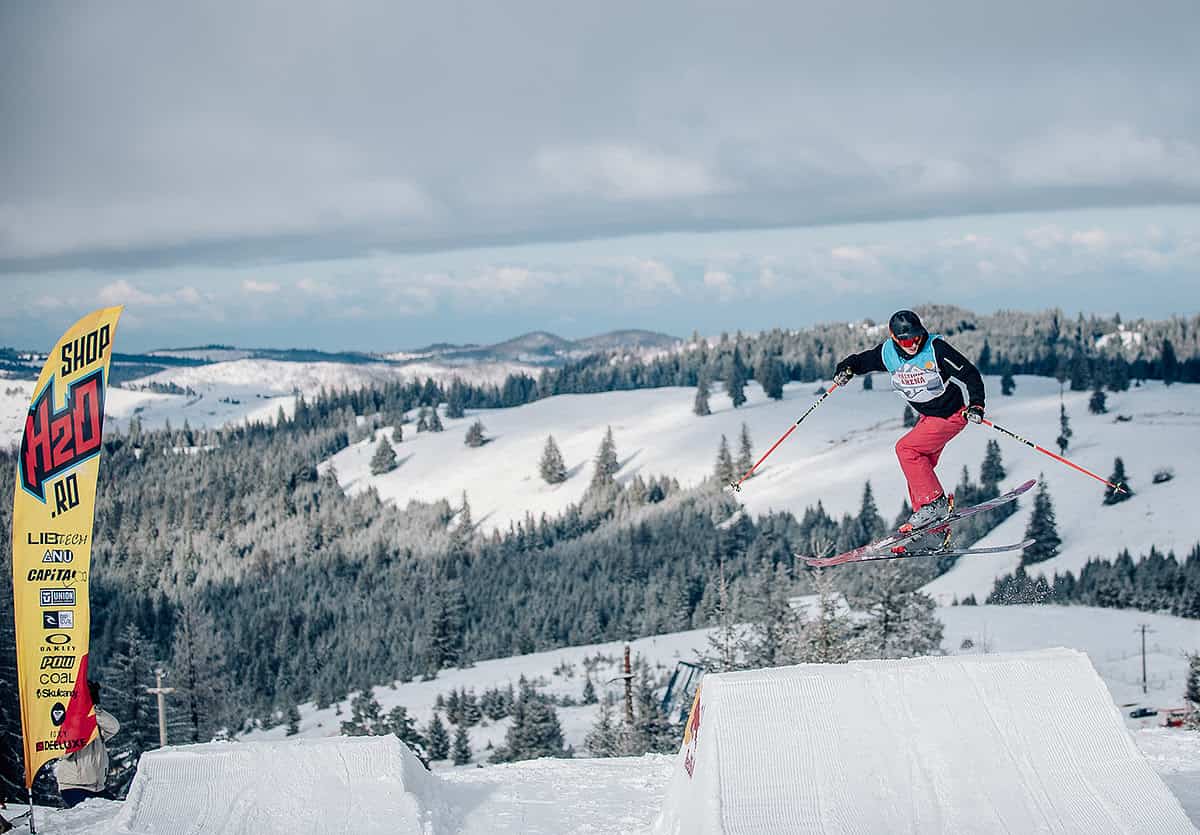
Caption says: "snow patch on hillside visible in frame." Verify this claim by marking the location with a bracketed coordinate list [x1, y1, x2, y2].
[324, 375, 1200, 605]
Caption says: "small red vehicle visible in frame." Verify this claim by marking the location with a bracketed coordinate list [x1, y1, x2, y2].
[1162, 708, 1190, 728]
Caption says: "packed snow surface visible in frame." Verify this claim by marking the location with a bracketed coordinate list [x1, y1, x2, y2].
[652, 648, 1195, 834]
[38, 648, 1198, 834]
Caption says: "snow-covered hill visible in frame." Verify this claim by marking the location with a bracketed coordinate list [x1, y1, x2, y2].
[26, 604, 1200, 834]
[245, 604, 1197, 752]
[324, 375, 1200, 601]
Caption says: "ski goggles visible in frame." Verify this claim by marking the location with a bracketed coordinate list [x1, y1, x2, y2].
[891, 331, 923, 351]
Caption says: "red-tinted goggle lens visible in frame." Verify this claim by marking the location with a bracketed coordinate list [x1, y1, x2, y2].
[894, 334, 921, 349]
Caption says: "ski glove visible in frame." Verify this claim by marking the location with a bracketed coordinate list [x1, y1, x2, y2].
[833, 362, 854, 387]
[963, 404, 985, 424]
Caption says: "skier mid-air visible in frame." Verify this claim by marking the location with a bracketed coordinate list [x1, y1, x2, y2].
[833, 310, 986, 540]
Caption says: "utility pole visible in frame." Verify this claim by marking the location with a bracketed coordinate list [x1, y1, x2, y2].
[623, 645, 634, 726]
[1137, 624, 1154, 696]
[147, 669, 176, 747]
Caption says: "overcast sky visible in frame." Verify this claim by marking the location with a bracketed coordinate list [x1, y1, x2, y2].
[2, 1, 1198, 352]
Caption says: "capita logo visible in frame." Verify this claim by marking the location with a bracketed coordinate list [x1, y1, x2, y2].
[27, 568, 78, 583]
[50, 702, 67, 727]
[44, 610, 74, 629]
[20, 367, 106, 503]
[42, 548, 74, 563]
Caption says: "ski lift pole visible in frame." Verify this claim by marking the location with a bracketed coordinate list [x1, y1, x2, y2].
[978, 416, 1126, 493]
[728, 383, 840, 492]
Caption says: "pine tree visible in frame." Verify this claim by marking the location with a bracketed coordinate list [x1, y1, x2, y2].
[903, 405, 918, 428]
[539, 436, 568, 484]
[980, 440, 1006, 489]
[1161, 339, 1179, 386]
[426, 714, 450, 760]
[169, 601, 228, 744]
[426, 586, 464, 673]
[585, 698, 621, 758]
[727, 348, 748, 408]
[491, 685, 569, 762]
[452, 724, 472, 765]
[341, 691, 385, 736]
[736, 424, 754, 481]
[618, 663, 677, 756]
[1185, 654, 1199, 714]
[464, 420, 486, 447]
[286, 704, 301, 736]
[386, 706, 428, 764]
[693, 374, 712, 417]
[416, 407, 429, 432]
[1089, 388, 1107, 415]
[1103, 458, 1133, 505]
[1056, 403, 1072, 456]
[796, 571, 858, 663]
[697, 565, 746, 672]
[857, 482, 886, 544]
[428, 407, 444, 432]
[853, 563, 943, 659]
[590, 427, 620, 491]
[742, 561, 799, 669]
[107, 623, 161, 794]
[1001, 369, 1016, 396]
[445, 381, 467, 419]
[582, 677, 597, 705]
[760, 356, 786, 400]
[391, 423, 403, 444]
[0, 566, 25, 802]
[713, 435, 735, 485]
[370, 437, 398, 475]
[1022, 478, 1061, 564]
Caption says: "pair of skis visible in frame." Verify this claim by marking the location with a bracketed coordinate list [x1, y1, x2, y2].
[802, 479, 1036, 568]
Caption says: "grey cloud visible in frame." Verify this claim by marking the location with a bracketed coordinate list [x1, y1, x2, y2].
[2, 0, 1199, 269]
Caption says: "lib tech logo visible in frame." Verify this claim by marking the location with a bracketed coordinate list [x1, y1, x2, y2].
[20, 368, 106, 502]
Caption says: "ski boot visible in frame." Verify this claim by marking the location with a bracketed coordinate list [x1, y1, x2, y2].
[892, 494, 954, 554]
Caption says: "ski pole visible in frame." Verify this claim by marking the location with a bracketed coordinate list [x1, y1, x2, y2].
[728, 383, 839, 492]
[978, 416, 1126, 494]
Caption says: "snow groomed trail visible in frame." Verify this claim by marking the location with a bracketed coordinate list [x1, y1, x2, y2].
[652, 648, 1196, 834]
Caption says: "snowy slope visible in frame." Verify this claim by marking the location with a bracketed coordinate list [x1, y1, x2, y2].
[324, 375, 1200, 603]
[39, 636, 1200, 835]
[0, 377, 291, 449]
[653, 649, 1194, 834]
[244, 605, 1197, 758]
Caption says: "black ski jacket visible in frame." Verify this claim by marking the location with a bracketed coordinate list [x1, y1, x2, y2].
[839, 337, 985, 419]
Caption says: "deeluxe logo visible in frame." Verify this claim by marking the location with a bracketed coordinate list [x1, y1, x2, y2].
[20, 368, 106, 502]
[50, 702, 67, 727]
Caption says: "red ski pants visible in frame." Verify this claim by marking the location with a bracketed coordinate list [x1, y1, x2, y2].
[896, 411, 967, 510]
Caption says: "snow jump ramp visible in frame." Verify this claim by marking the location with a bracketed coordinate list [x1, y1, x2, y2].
[653, 648, 1196, 834]
[114, 736, 443, 834]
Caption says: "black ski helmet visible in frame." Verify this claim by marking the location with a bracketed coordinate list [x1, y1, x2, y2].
[888, 310, 927, 350]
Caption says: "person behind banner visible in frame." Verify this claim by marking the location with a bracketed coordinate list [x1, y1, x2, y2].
[54, 681, 119, 809]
